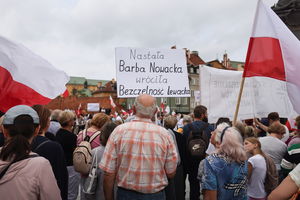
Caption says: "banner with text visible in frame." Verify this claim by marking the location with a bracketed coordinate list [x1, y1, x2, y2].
[200, 66, 296, 123]
[115, 47, 190, 98]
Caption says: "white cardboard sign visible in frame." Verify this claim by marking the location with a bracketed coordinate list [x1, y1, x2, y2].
[115, 47, 190, 98]
[200, 66, 296, 123]
[87, 103, 100, 112]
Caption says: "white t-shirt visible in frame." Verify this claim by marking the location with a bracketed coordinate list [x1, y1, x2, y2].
[259, 136, 287, 170]
[247, 154, 267, 198]
[290, 163, 300, 188]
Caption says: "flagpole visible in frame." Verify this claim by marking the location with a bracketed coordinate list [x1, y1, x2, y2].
[233, 77, 245, 126]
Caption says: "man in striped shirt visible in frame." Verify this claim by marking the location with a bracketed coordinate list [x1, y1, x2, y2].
[99, 94, 178, 200]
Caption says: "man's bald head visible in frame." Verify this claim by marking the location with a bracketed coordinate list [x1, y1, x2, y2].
[134, 94, 157, 119]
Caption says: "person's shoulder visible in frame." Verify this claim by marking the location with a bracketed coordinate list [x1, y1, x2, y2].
[55, 129, 64, 137]
[28, 153, 51, 166]
[249, 154, 264, 162]
[276, 138, 287, 147]
[288, 142, 300, 151]
[206, 153, 228, 166]
[259, 136, 269, 143]
[44, 140, 63, 151]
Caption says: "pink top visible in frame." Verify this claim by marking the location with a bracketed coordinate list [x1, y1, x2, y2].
[77, 128, 101, 149]
[0, 153, 61, 200]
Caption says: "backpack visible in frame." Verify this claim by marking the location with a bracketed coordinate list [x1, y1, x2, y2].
[81, 148, 99, 195]
[264, 154, 279, 195]
[187, 123, 209, 159]
[73, 129, 101, 175]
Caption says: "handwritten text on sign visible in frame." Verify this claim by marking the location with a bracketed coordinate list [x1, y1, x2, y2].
[115, 48, 190, 98]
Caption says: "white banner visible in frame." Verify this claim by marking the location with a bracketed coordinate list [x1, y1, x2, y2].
[200, 66, 296, 123]
[87, 103, 100, 112]
[115, 47, 190, 98]
[194, 90, 201, 103]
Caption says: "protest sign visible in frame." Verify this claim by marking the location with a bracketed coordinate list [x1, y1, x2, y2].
[200, 66, 296, 123]
[87, 103, 100, 112]
[115, 47, 190, 98]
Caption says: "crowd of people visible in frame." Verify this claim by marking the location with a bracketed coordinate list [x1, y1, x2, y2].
[0, 94, 299, 200]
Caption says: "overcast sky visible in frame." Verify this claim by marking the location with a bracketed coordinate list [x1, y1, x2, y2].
[0, 0, 278, 80]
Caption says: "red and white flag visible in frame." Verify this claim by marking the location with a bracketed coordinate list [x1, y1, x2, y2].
[243, 0, 300, 114]
[76, 103, 82, 116]
[121, 109, 128, 116]
[160, 102, 165, 113]
[0, 36, 69, 112]
[109, 95, 116, 108]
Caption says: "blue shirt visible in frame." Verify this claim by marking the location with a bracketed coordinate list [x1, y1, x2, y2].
[202, 153, 248, 200]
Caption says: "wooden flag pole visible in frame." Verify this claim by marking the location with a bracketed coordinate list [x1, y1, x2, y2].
[233, 77, 246, 126]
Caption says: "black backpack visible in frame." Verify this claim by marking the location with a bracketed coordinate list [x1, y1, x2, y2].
[187, 123, 209, 159]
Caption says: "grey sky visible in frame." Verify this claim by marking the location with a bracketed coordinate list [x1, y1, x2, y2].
[0, 0, 278, 80]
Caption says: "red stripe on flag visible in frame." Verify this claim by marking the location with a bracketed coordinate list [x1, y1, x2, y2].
[62, 89, 69, 97]
[0, 66, 51, 112]
[243, 37, 286, 81]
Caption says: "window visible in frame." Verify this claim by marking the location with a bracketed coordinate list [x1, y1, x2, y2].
[190, 78, 195, 85]
[161, 97, 167, 104]
[175, 98, 181, 105]
[191, 90, 194, 97]
[182, 97, 188, 105]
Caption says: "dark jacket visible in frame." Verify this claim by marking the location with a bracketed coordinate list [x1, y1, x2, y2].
[31, 135, 68, 200]
[183, 120, 213, 172]
[55, 128, 77, 166]
[0, 132, 4, 147]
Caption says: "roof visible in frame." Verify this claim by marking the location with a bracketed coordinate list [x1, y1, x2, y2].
[68, 77, 86, 85]
[188, 54, 205, 66]
[87, 79, 108, 86]
[230, 61, 245, 69]
[67, 76, 109, 86]
[207, 60, 238, 71]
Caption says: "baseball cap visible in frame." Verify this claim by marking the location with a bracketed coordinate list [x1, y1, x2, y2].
[2, 105, 40, 125]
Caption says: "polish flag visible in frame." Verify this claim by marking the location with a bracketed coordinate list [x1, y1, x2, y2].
[109, 95, 116, 108]
[286, 117, 297, 132]
[76, 103, 82, 116]
[243, 0, 300, 114]
[160, 102, 165, 113]
[0, 36, 69, 112]
[165, 105, 170, 114]
[121, 109, 128, 116]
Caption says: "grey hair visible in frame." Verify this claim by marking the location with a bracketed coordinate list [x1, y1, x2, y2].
[164, 115, 178, 129]
[182, 115, 192, 123]
[214, 122, 231, 143]
[51, 109, 62, 121]
[134, 96, 157, 118]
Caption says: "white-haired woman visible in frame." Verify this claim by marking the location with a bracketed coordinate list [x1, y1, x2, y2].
[55, 110, 79, 200]
[202, 123, 248, 200]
